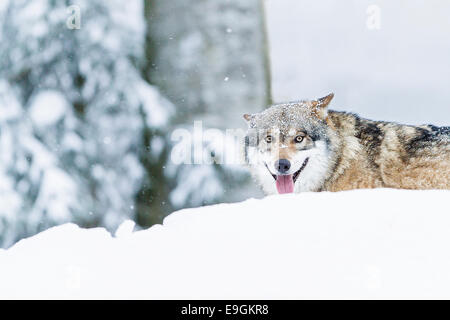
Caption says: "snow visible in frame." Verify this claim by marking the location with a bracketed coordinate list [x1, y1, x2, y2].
[31, 168, 78, 221]
[1, 188, 450, 299]
[135, 81, 173, 127]
[0, 81, 21, 122]
[170, 165, 223, 207]
[0, 0, 178, 246]
[29, 91, 69, 127]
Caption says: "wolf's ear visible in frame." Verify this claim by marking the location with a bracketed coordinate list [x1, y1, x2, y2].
[243, 114, 256, 127]
[317, 93, 334, 107]
[310, 93, 334, 120]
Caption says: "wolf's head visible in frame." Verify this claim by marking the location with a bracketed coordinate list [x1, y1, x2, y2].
[244, 93, 336, 194]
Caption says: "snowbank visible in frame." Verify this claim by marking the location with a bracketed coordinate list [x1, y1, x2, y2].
[1, 188, 450, 299]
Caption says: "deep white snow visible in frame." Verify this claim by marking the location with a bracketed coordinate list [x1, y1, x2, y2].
[1, 188, 450, 299]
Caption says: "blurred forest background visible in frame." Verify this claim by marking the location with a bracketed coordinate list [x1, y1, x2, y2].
[0, 0, 269, 247]
[1, 0, 449, 247]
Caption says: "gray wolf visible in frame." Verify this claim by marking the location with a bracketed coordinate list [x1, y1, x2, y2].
[244, 93, 450, 194]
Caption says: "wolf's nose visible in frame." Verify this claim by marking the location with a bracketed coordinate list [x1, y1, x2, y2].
[275, 159, 291, 174]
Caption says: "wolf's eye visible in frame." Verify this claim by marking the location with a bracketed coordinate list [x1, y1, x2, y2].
[265, 135, 273, 143]
[294, 135, 304, 143]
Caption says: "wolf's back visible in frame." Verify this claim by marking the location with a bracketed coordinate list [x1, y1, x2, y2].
[422, 124, 450, 136]
[327, 111, 450, 190]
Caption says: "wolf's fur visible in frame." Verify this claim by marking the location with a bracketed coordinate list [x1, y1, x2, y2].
[244, 93, 450, 194]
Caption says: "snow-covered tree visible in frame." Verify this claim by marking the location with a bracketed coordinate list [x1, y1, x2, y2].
[0, 0, 172, 246]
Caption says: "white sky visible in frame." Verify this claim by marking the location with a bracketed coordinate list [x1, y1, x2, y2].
[266, 0, 450, 126]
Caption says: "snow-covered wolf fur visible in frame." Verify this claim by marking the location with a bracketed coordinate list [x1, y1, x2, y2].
[244, 93, 450, 194]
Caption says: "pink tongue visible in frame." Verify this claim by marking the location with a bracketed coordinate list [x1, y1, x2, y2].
[276, 174, 294, 194]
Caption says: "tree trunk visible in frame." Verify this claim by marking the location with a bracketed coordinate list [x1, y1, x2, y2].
[144, 0, 271, 128]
